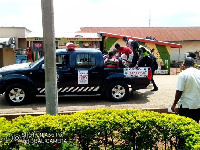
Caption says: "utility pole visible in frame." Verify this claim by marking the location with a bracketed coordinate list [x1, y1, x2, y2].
[149, 10, 151, 27]
[41, 0, 58, 115]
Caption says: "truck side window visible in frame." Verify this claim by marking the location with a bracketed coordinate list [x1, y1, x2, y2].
[76, 54, 95, 68]
[56, 54, 70, 69]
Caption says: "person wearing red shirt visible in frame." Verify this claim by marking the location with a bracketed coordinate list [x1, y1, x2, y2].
[115, 43, 133, 67]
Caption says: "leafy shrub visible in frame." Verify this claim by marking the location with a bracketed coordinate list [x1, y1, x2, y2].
[0, 108, 200, 150]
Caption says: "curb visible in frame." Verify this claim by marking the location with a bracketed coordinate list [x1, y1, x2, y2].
[141, 108, 178, 114]
[0, 108, 178, 121]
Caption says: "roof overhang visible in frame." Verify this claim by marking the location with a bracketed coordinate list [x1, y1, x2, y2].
[100, 32, 182, 48]
[26, 32, 102, 41]
[26, 37, 102, 41]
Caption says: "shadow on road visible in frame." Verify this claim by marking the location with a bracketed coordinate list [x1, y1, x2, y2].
[128, 90, 153, 104]
[0, 89, 154, 113]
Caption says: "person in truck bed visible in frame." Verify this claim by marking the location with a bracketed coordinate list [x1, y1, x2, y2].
[115, 43, 133, 67]
[104, 51, 119, 68]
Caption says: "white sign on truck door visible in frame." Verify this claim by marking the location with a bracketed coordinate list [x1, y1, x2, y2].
[78, 70, 88, 84]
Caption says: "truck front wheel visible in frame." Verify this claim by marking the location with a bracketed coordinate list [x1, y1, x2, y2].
[106, 81, 129, 102]
[5, 83, 29, 105]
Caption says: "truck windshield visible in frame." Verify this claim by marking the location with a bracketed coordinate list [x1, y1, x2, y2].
[30, 57, 44, 68]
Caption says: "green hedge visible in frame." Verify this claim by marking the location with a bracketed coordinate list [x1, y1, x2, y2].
[0, 109, 200, 150]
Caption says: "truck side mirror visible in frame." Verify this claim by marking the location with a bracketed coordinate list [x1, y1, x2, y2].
[41, 64, 45, 69]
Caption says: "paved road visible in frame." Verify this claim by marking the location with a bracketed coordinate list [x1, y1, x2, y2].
[0, 75, 178, 114]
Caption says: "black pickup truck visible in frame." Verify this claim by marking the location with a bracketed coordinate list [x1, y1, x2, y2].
[0, 48, 152, 105]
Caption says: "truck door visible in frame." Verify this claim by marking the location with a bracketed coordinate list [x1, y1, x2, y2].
[57, 53, 102, 94]
[56, 54, 77, 88]
[75, 53, 102, 87]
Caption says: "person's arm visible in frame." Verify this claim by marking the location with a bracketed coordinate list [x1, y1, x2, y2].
[104, 58, 108, 64]
[115, 58, 119, 67]
[137, 54, 143, 64]
[125, 49, 129, 60]
[135, 49, 143, 68]
[118, 52, 122, 57]
[171, 72, 185, 112]
[171, 90, 183, 112]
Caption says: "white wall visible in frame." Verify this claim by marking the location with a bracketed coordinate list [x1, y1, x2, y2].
[170, 41, 200, 63]
[0, 27, 30, 38]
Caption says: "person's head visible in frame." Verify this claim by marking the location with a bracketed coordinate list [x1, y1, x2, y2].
[131, 40, 140, 49]
[108, 51, 114, 58]
[123, 36, 128, 42]
[112, 48, 118, 55]
[186, 52, 196, 59]
[184, 57, 195, 68]
[102, 49, 108, 55]
[115, 43, 121, 50]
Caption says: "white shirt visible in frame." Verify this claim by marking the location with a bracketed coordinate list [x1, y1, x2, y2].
[176, 67, 200, 109]
[125, 39, 133, 50]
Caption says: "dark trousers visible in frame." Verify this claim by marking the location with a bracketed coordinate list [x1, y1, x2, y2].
[139, 57, 158, 89]
[179, 105, 200, 123]
[151, 70, 158, 89]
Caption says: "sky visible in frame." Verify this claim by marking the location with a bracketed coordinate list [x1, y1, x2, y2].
[0, 0, 200, 33]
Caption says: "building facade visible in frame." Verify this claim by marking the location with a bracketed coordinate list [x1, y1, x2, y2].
[0, 27, 31, 49]
[0, 27, 31, 67]
[26, 32, 102, 61]
[79, 27, 200, 65]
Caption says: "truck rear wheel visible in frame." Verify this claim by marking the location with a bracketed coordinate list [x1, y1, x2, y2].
[5, 83, 29, 105]
[106, 81, 129, 102]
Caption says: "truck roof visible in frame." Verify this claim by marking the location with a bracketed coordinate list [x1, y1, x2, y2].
[56, 48, 101, 54]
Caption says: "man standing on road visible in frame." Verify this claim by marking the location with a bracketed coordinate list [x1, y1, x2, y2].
[131, 40, 158, 91]
[171, 57, 200, 123]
